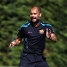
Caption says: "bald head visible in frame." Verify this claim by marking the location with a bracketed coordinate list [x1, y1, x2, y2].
[30, 6, 42, 23]
[31, 6, 42, 13]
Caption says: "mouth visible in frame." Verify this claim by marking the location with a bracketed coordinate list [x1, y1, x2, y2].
[31, 17, 36, 20]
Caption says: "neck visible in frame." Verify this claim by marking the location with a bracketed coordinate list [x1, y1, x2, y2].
[32, 21, 40, 27]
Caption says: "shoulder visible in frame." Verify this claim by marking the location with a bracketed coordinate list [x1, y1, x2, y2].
[20, 21, 30, 29]
[40, 21, 51, 26]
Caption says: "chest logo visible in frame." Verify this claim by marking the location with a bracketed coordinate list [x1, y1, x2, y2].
[28, 31, 32, 34]
[39, 29, 44, 34]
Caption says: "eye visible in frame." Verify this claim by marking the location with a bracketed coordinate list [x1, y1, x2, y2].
[30, 13, 37, 15]
[34, 13, 37, 15]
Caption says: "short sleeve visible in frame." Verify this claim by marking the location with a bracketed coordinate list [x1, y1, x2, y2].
[46, 24, 54, 33]
[17, 27, 24, 39]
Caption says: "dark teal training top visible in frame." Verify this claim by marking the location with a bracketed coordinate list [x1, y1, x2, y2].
[17, 21, 54, 54]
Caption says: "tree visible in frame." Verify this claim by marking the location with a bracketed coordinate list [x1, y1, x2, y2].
[0, 0, 67, 66]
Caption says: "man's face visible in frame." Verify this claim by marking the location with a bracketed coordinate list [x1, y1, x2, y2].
[30, 7, 42, 23]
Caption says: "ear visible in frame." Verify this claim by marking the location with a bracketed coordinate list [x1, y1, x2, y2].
[39, 13, 42, 17]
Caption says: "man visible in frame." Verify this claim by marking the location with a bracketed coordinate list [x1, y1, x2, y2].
[9, 6, 57, 67]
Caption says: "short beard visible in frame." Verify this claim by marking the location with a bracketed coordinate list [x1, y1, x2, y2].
[31, 19, 40, 23]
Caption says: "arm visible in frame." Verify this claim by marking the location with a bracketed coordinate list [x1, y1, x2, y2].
[46, 28, 57, 42]
[50, 33, 57, 42]
[9, 37, 22, 48]
[9, 24, 25, 48]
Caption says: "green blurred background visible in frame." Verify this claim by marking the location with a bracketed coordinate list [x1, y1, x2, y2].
[0, 0, 67, 67]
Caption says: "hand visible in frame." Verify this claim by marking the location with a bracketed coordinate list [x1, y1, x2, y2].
[9, 40, 16, 48]
[46, 28, 51, 39]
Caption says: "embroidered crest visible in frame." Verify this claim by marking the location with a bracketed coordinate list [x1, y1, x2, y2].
[39, 29, 44, 34]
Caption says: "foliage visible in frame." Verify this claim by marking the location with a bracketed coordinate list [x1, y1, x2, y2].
[0, 0, 67, 67]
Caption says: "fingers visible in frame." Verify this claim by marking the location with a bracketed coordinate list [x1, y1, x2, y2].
[9, 42, 15, 48]
[48, 29, 51, 34]
[9, 43, 14, 48]
[46, 28, 48, 32]
[46, 28, 51, 38]
[9, 40, 17, 48]
[46, 28, 51, 33]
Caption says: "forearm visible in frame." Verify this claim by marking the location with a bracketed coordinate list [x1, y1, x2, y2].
[9, 37, 22, 48]
[14, 38, 21, 45]
[49, 33, 57, 42]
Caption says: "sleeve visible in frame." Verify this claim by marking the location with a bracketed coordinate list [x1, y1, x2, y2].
[46, 24, 54, 33]
[17, 27, 24, 39]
